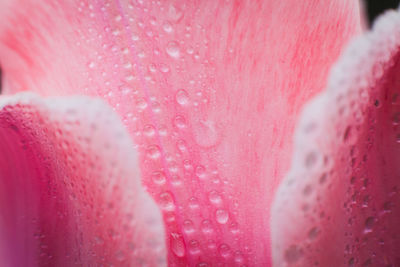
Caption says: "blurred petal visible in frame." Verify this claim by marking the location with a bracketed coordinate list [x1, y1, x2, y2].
[0, 0, 362, 265]
[0, 93, 165, 266]
[272, 8, 400, 267]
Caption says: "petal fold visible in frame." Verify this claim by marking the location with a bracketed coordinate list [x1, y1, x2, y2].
[272, 8, 400, 267]
[0, 93, 166, 266]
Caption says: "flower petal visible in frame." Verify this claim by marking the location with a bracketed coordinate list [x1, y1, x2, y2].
[0, 0, 363, 265]
[0, 93, 165, 266]
[272, 8, 400, 267]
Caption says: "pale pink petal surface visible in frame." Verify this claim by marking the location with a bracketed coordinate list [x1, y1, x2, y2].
[272, 7, 400, 267]
[0, 93, 165, 266]
[0, 0, 362, 265]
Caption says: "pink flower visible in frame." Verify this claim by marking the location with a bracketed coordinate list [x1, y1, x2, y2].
[0, 0, 395, 266]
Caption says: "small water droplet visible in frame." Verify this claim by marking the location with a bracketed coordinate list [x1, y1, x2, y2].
[163, 21, 173, 33]
[215, 209, 229, 224]
[284, 245, 303, 263]
[147, 145, 161, 159]
[159, 191, 175, 211]
[208, 190, 222, 205]
[182, 220, 195, 234]
[175, 89, 189, 105]
[195, 165, 207, 179]
[143, 124, 156, 137]
[152, 171, 166, 185]
[166, 41, 180, 58]
[308, 227, 320, 240]
[201, 219, 213, 234]
[188, 240, 201, 254]
[364, 217, 375, 233]
[173, 115, 187, 129]
[218, 244, 231, 258]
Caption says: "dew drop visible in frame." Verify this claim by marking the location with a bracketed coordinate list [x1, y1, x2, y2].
[182, 220, 195, 234]
[159, 191, 175, 211]
[284, 245, 303, 263]
[218, 244, 231, 258]
[170, 233, 185, 257]
[188, 240, 201, 254]
[152, 171, 166, 185]
[163, 21, 173, 33]
[143, 124, 156, 137]
[208, 190, 222, 205]
[308, 227, 320, 240]
[173, 115, 187, 129]
[147, 145, 161, 159]
[215, 209, 229, 224]
[364, 217, 375, 233]
[201, 219, 213, 234]
[195, 165, 207, 179]
[175, 89, 189, 105]
[166, 41, 181, 58]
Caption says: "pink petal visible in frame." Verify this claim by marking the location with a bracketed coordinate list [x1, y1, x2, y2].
[0, 93, 166, 266]
[271, 8, 400, 267]
[0, 0, 363, 265]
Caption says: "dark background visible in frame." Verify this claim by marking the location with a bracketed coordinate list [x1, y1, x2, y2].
[365, 0, 399, 24]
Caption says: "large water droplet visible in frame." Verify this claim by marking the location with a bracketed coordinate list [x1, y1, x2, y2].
[170, 233, 185, 257]
[215, 209, 229, 224]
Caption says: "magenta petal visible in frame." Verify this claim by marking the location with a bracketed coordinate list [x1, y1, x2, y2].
[0, 0, 363, 265]
[271, 8, 400, 267]
[0, 93, 166, 266]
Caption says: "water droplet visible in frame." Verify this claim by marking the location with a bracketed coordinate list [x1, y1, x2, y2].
[215, 209, 229, 224]
[305, 151, 317, 168]
[234, 251, 245, 263]
[159, 63, 170, 73]
[163, 21, 173, 33]
[182, 220, 195, 234]
[177, 139, 188, 152]
[189, 197, 199, 209]
[136, 98, 148, 111]
[188, 240, 201, 254]
[166, 41, 180, 58]
[284, 245, 303, 263]
[143, 124, 156, 137]
[195, 165, 207, 179]
[88, 62, 95, 69]
[173, 115, 187, 129]
[175, 89, 189, 105]
[364, 217, 375, 233]
[147, 145, 161, 159]
[159, 191, 175, 211]
[218, 244, 231, 258]
[308, 227, 319, 240]
[208, 190, 222, 205]
[170, 233, 185, 257]
[152, 171, 166, 185]
[201, 219, 213, 234]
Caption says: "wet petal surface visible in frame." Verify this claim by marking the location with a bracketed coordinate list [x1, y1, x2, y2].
[0, 93, 165, 266]
[0, 0, 362, 265]
[272, 8, 400, 267]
